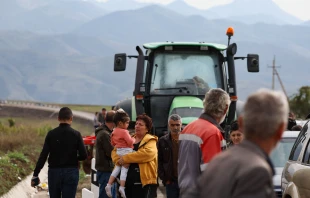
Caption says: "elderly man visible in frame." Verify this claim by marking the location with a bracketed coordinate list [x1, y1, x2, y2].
[195, 88, 288, 198]
[158, 114, 182, 198]
[178, 88, 230, 197]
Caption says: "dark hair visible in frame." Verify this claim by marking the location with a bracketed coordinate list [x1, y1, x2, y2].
[291, 125, 302, 131]
[287, 118, 297, 130]
[230, 120, 239, 132]
[113, 109, 130, 125]
[136, 113, 153, 132]
[105, 110, 116, 123]
[289, 112, 295, 118]
[102, 108, 106, 111]
[58, 107, 73, 120]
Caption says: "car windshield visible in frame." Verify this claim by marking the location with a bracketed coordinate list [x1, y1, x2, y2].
[150, 51, 222, 95]
[270, 138, 296, 167]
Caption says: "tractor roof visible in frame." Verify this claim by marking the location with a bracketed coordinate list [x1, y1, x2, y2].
[143, 42, 227, 51]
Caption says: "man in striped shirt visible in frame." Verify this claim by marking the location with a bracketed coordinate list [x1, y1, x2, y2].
[178, 88, 230, 197]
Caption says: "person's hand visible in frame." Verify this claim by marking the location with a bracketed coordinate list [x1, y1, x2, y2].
[31, 176, 40, 187]
[117, 156, 124, 166]
[166, 180, 171, 185]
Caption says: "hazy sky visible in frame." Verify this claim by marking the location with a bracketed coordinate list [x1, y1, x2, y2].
[131, 0, 310, 21]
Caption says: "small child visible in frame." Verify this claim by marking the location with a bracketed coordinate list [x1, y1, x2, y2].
[105, 109, 135, 198]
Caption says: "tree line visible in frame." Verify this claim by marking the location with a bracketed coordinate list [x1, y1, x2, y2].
[289, 86, 310, 119]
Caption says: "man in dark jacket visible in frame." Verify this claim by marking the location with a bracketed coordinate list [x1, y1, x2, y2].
[31, 107, 87, 198]
[158, 114, 182, 198]
[95, 110, 116, 198]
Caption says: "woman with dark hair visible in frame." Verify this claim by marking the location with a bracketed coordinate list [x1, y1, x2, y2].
[111, 113, 158, 198]
[228, 120, 244, 147]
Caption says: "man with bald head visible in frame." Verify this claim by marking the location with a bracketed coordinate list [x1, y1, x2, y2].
[95, 110, 117, 198]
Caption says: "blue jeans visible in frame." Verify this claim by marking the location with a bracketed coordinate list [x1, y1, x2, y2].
[48, 168, 79, 198]
[166, 181, 180, 198]
[97, 171, 117, 198]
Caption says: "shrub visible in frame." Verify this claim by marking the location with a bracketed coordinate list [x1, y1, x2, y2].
[7, 118, 15, 127]
[37, 125, 52, 136]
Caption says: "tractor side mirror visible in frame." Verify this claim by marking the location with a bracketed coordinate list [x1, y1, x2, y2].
[114, 53, 127, 71]
[247, 54, 259, 72]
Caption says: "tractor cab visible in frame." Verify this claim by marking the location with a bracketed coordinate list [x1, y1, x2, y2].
[114, 28, 259, 137]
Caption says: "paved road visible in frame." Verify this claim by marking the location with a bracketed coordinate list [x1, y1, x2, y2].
[32, 182, 166, 198]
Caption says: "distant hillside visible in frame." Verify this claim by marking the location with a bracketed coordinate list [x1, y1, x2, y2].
[0, 0, 106, 33]
[0, 31, 118, 56]
[98, 0, 150, 11]
[74, 5, 194, 44]
[227, 14, 286, 25]
[303, 21, 310, 26]
[165, 0, 219, 19]
[0, 0, 26, 18]
[0, 0, 305, 34]
[74, 6, 310, 49]
[0, 5, 309, 105]
[207, 0, 302, 24]
[0, 31, 135, 104]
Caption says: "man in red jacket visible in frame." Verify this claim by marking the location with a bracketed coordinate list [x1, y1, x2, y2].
[178, 88, 230, 197]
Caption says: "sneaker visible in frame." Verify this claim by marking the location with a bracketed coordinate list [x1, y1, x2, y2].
[105, 185, 112, 198]
[119, 187, 126, 198]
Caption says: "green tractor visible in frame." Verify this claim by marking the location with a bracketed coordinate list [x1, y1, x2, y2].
[113, 27, 259, 138]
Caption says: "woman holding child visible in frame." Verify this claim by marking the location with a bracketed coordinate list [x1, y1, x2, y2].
[111, 113, 158, 198]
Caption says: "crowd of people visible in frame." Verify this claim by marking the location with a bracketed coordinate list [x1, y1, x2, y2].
[31, 87, 292, 198]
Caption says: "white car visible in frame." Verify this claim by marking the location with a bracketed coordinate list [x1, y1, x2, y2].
[281, 120, 310, 198]
[296, 120, 307, 128]
[270, 131, 300, 198]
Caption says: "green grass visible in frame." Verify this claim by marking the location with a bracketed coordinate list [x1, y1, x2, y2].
[0, 126, 44, 196]
[0, 117, 94, 137]
[59, 104, 112, 113]
[7, 152, 29, 163]
[4, 100, 112, 113]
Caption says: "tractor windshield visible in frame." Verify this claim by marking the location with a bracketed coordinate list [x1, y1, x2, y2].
[150, 51, 223, 95]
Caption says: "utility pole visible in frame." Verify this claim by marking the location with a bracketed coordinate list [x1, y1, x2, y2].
[268, 55, 281, 90]
[274, 68, 289, 100]
[268, 56, 289, 100]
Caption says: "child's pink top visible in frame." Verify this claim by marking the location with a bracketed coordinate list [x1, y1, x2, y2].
[111, 128, 135, 148]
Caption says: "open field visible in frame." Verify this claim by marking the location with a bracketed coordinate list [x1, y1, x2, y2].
[49, 104, 112, 114]
[0, 117, 94, 137]
[3, 100, 112, 114]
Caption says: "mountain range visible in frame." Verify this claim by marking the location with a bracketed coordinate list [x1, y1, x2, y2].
[0, 0, 309, 105]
